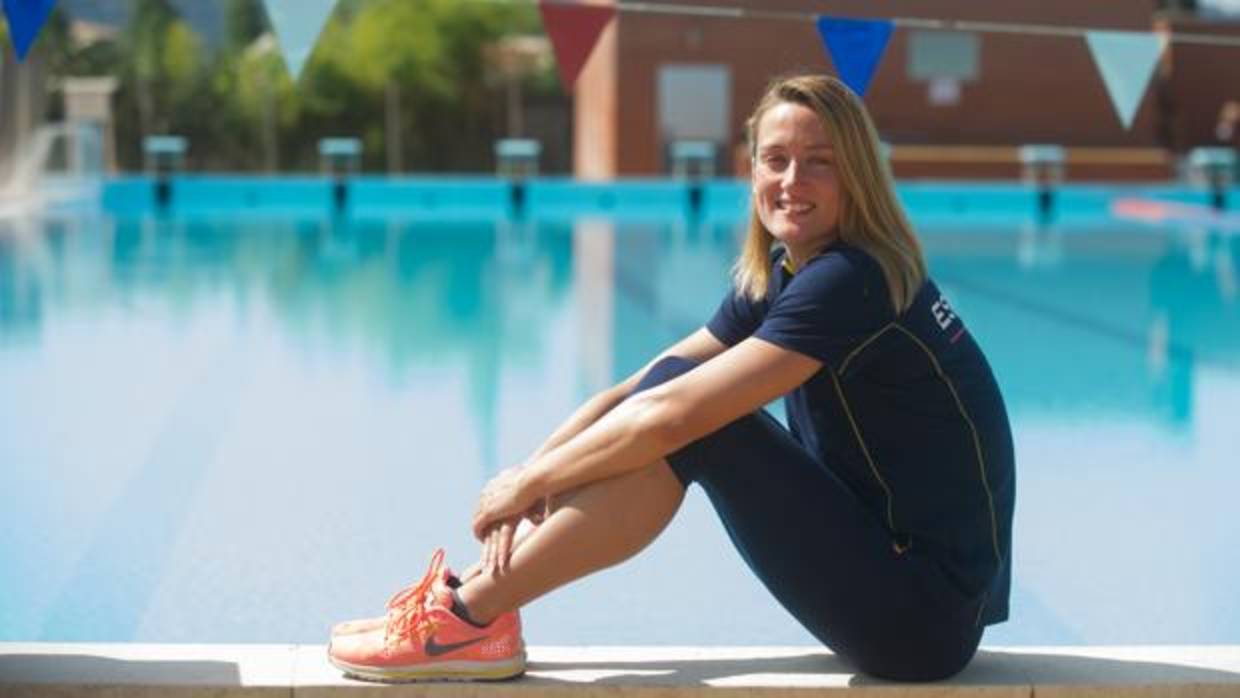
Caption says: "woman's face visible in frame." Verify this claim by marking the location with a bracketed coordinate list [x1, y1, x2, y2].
[751, 101, 842, 260]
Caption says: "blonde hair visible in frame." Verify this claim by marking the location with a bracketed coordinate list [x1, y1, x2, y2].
[734, 74, 926, 313]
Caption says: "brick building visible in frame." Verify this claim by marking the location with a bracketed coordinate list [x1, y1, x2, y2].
[572, 0, 1240, 180]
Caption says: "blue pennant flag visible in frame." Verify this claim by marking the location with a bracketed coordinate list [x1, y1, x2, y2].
[815, 16, 894, 97]
[1085, 30, 1165, 130]
[3, 0, 58, 61]
[262, 0, 337, 79]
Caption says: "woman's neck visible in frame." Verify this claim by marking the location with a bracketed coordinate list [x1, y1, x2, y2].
[783, 235, 837, 272]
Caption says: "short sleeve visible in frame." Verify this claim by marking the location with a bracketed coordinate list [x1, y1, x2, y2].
[753, 249, 892, 369]
[707, 285, 768, 346]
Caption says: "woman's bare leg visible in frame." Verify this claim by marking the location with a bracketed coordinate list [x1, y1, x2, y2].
[455, 459, 685, 624]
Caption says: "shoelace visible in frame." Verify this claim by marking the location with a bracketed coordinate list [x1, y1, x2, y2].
[383, 548, 445, 613]
[385, 594, 438, 649]
[383, 548, 446, 648]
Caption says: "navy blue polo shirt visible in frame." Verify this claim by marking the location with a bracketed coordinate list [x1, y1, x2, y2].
[707, 243, 1015, 625]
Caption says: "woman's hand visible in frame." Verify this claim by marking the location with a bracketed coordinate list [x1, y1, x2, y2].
[480, 517, 519, 576]
[472, 466, 539, 540]
[466, 495, 553, 579]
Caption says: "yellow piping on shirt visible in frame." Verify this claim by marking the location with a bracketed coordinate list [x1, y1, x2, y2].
[838, 323, 896, 376]
[891, 324, 1003, 567]
[829, 370, 902, 548]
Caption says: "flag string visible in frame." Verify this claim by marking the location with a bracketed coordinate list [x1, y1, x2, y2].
[506, 0, 1240, 49]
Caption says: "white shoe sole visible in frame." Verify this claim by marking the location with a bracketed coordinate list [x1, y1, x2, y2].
[328, 649, 527, 683]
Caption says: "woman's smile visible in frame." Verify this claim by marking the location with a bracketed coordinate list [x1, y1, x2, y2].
[776, 198, 816, 215]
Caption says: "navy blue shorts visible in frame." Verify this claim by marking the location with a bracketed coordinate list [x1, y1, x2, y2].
[636, 356, 984, 682]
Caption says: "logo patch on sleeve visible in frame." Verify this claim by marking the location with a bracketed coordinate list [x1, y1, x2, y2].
[931, 295, 958, 330]
[931, 294, 967, 343]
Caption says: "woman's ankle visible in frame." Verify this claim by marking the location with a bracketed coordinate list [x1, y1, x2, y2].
[454, 578, 504, 626]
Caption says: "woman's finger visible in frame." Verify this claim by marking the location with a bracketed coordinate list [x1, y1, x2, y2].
[498, 521, 516, 574]
[491, 528, 501, 575]
[482, 527, 493, 575]
[472, 509, 484, 541]
[487, 527, 500, 575]
[474, 496, 496, 540]
[476, 500, 503, 541]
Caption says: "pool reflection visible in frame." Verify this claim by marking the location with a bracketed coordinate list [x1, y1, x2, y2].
[0, 213, 1236, 646]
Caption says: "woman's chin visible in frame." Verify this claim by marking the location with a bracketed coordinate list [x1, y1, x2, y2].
[770, 226, 831, 249]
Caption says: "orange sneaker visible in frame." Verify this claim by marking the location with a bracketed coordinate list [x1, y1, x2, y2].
[330, 549, 455, 637]
[327, 551, 525, 682]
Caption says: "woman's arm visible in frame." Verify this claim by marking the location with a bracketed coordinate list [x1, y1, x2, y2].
[472, 336, 822, 537]
[470, 328, 729, 572]
[522, 327, 728, 464]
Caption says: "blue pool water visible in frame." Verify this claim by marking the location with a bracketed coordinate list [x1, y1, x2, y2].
[1, 178, 1238, 646]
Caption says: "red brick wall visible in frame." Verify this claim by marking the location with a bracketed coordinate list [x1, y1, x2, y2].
[573, 0, 1237, 179]
[1158, 16, 1240, 151]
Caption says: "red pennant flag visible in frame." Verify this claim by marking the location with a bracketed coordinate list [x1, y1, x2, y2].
[539, 1, 616, 92]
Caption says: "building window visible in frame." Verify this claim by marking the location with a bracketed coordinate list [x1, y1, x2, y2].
[656, 64, 731, 172]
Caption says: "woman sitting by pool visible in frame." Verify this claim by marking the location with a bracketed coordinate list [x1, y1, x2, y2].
[327, 73, 1016, 684]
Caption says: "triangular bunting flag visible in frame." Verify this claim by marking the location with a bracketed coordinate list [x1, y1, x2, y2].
[1085, 30, 1164, 130]
[815, 16, 894, 97]
[539, 1, 616, 92]
[2, 0, 57, 61]
[262, 0, 337, 79]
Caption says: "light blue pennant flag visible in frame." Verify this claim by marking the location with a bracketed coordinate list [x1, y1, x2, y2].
[815, 16, 894, 97]
[2, 0, 58, 61]
[262, 0, 337, 79]
[1085, 30, 1165, 130]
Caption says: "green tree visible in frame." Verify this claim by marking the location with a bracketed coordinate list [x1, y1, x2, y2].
[124, 0, 178, 139]
[38, 0, 558, 172]
[232, 40, 299, 171]
[224, 0, 266, 54]
[111, 0, 214, 168]
[300, 0, 543, 171]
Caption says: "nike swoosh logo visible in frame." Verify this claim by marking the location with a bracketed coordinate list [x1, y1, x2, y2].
[424, 634, 488, 657]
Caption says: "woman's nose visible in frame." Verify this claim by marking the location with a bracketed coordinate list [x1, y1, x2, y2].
[782, 159, 805, 186]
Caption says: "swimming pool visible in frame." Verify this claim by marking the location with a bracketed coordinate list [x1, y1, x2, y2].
[1, 178, 1237, 647]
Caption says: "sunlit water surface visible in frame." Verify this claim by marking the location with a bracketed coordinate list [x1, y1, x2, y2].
[2, 211, 1237, 646]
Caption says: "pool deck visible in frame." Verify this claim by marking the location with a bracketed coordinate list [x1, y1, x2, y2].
[2, 644, 1239, 697]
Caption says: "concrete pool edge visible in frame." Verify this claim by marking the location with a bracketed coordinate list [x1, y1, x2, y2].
[2, 643, 1239, 696]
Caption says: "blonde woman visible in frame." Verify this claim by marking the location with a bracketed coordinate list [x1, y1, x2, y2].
[329, 74, 1015, 683]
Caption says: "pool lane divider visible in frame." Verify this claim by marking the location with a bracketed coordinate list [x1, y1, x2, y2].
[121, 178, 1240, 222]
[105, 178, 753, 221]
